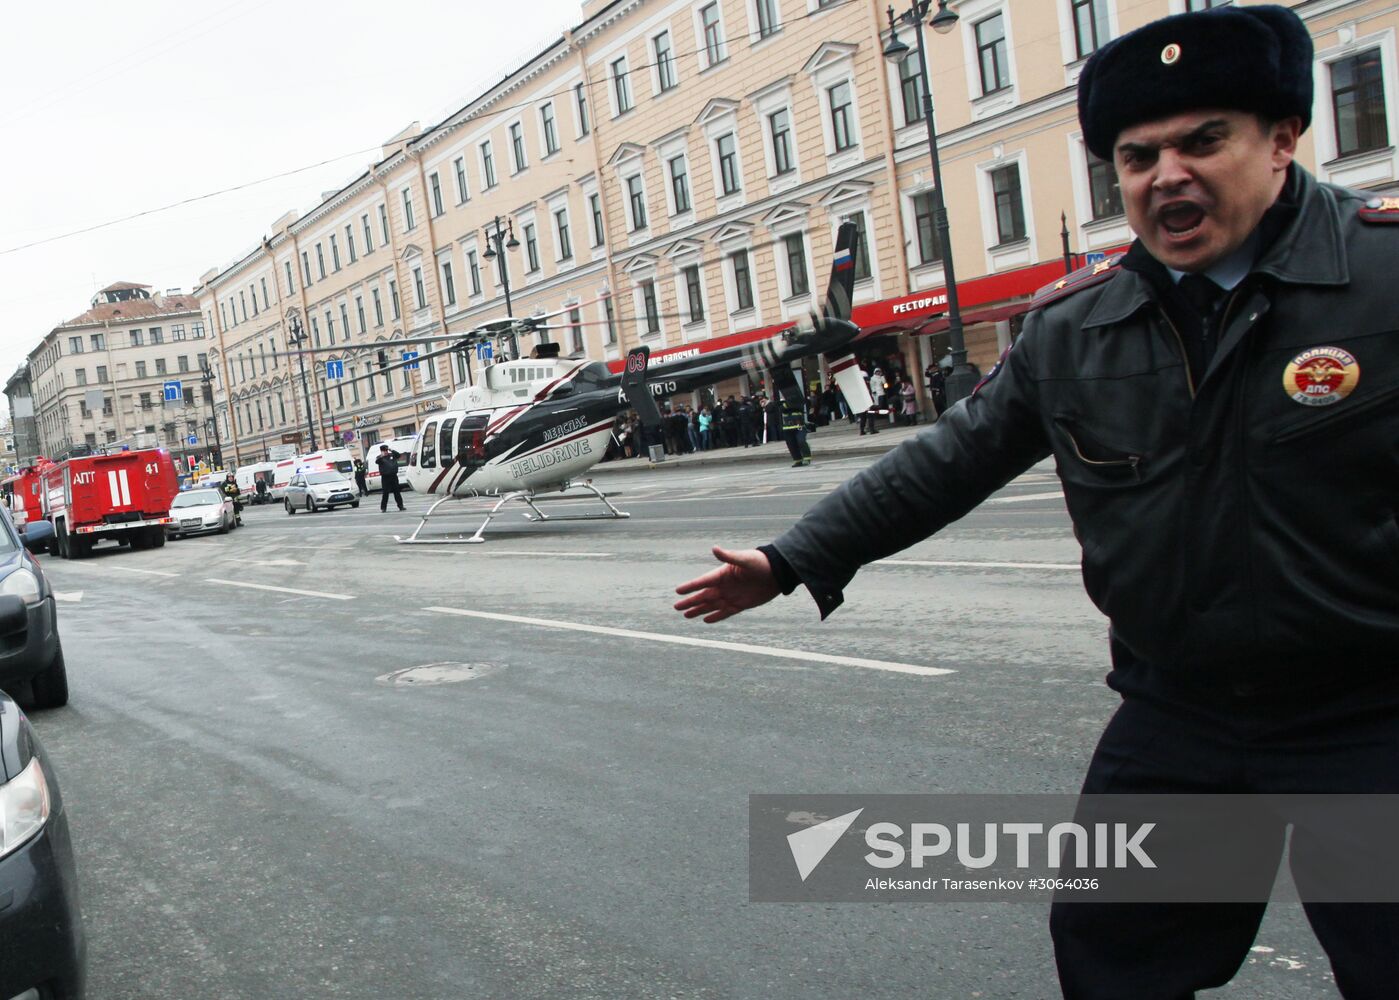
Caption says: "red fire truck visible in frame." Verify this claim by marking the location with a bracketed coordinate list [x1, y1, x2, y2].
[39, 449, 180, 558]
[2, 458, 55, 530]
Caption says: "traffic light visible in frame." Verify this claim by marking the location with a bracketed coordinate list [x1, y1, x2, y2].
[333, 424, 341, 433]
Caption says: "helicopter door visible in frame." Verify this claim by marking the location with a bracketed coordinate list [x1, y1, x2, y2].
[438, 418, 457, 469]
[454, 415, 491, 476]
[419, 420, 439, 469]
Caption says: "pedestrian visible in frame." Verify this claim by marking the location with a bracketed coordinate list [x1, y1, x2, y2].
[697, 407, 712, 450]
[675, 6, 1399, 996]
[779, 392, 811, 468]
[764, 394, 782, 445]
[220, 472, 242, 526]
[353, 456, 369, 496]
[376, 444, 405, 512]
[899, 379, 917, 426]
[858, 366, 882, 436]
[925, 363, 946, 419]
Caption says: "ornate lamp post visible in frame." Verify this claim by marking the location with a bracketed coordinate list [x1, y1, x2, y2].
[199, 360, 223, 467]
[481, 215, 521, 357]
[286, 314, 319, 451]
[883, 1, 979, 405]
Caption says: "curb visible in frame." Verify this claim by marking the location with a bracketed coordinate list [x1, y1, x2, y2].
[587, 435, 910, 477]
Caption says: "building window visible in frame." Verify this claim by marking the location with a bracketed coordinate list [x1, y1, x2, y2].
[412, 268, 426, 310]
[302, 251, 312, 285]
[379, 204, 390, 246]
[755, 0, 779, 38]
[769, 109, 794, 175]
[390, 280, 400, 320]
[356, 296, 367, 332]
[654, 30, 677, 91]
[590, 193, 605, 246]
[346, 225, 357, 263]
[729, 249, 754, 311]
[339, 303, 350, 342]
[717, 133, 740, 195]
[641, 280, 660, 334]
[316, 244, 326, 279]
[1332, 50, 1389, 158]
[555, 209, 573, 260]
[913, 191, 943, 264]
[898, 53, 925, 127]
[612, 57, 633, 114]
[130, 330, 144, 347]
[372, 288, 384, 326]
[171, 324, 185, 341]
[541, 103, 559, 155]
[976, 13, 1011, 95]
[467, 250, 481, 295]
[330, 235, 341, 271]
[285, 260, 295, 295]
[325, 311, 335, 342]
[192, 322, 204, 339]
[75, 369, 88, 387]
[524, 223, 540, 272]
[363, 212, 375, 252]
[605, 298, 618, 344]
[627, 175, 648, 231]
[140, 392, 151, 409]
[454, 157, 469, 203]
[701, 3, 726, 66]
[311, 317, 321, 348]
[683, 265, 705, 322]
[829, 81, 856, 151]
[402, 189, 416, 230]
[136, 360, 148, 378]
[91, 333, 105, 350]
[175, 357, 187, 374]
[844, 212, 872, 281]
[155, 358, 167, 375]
[784, 233, 810, 297]
[509, 123, 527, 172]
[430, 172, 444, 216]
[68, 336, 84, 354]
[150, 327, 163, 344]
[441, 262, 456, 306]
[481, 141, 497, 188]
[568, 307, 584, 354]
[1087, 151, 1123, 219]
[991, 164, 1027, 243]
[1071, 0, 1109, 60]
[1186, 0, 1231, 10]
[669, 156, 691, 213]
[575, 83, 591, 135]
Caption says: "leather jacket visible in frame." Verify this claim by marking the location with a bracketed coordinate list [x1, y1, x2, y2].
[772, 167, 1399, 695]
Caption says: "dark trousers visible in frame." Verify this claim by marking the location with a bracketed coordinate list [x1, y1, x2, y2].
[379, 480, 404, 511]
[1050, 691, 1399, 999]
[354, 472, 368, 496]
[783, 428, 810, 463]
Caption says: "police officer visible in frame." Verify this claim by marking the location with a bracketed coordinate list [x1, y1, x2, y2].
[353, 457, 368, 497]
[219, 472, 242, 526]
[779, 390, 811, 468]
[675, 6, 1398, 997]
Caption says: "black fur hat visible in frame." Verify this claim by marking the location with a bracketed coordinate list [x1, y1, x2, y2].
[1078, 4, 1313, 161]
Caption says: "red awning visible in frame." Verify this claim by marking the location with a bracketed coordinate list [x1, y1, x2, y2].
[907, 301, 1030, 336]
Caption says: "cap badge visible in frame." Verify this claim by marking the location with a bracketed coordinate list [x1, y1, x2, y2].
[1161, 43, 1182, 65]
[1283, 347, 1360, 407]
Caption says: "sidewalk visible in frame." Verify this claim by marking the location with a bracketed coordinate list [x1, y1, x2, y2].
[589, 415, 925, 477]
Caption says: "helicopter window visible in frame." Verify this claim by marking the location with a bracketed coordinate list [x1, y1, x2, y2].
[420, 420, 439, 468]
[439, 418, 456, 467]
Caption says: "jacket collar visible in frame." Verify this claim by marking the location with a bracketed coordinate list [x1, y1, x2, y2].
[1081, 166, 1348, 329]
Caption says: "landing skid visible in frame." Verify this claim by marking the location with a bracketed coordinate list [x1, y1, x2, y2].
[393, 480, 630, 545]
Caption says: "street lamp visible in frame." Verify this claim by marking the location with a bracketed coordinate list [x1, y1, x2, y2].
[481, 215, 521, 357]
[286, 314, 319, 452]
[199, 360, 223, 468]
[883, 1, 979, 406]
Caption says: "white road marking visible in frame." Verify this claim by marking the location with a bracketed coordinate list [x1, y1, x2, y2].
[258, 544, 354, 551]
[423, 606, 953, 678]
[880, 559, 1079, 570]
[223, 558, 307, 567]
[103, 565, 180, 577]
[413, 549, 614, 558]
[986, 491, 1065, 503]
[52, 591, 84, 603]
[204, 578, 355, 601]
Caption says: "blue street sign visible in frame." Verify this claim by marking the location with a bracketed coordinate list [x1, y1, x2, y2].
[188, 435, 198, 445]
[1084, 252, 1107, 265]
[163, 380, 182, 402]
[402, 350, 420, 371]
[475, 342, 493, 361]
[326, 359, 345, 379]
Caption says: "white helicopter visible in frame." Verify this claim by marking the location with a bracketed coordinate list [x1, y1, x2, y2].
[302, 221, 873, 543]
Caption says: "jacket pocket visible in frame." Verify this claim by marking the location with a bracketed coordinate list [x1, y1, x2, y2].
[1055, 418, 1143, 484]
[1270, 379, 1399, 445]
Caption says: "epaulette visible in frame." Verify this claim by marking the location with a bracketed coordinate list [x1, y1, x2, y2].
[1029, 251, 1127, 311]
[1358, 196, 1399, 223]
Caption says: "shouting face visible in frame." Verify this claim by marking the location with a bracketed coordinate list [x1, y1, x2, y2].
[1115, 109, 1300, 273]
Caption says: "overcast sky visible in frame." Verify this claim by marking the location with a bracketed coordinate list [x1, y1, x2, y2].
[0, 0, 587, 379]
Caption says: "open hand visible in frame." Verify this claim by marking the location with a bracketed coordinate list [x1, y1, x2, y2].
[674, 546, 782, 623]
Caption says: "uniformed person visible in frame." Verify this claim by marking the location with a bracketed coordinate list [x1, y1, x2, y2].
[675, 6, 1398, 997]
[220, 472, 242, 526]
[780, 391, 811, 468]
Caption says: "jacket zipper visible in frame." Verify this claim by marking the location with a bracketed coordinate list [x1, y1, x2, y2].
[1159, 309, 1197, 399]
[1059, 423, 1143, 480]
[1271, 379, 1399, 444]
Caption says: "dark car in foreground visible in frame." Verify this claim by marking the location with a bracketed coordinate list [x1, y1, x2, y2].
[0, 689, 84, 997]
[0, 511, 66, 710]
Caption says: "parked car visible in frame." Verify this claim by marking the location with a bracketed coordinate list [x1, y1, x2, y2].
[284, 471, 359, 514]
[0, 688, 86, 999]
[166, 488, 237, 539]
[0, 509, 67, 710]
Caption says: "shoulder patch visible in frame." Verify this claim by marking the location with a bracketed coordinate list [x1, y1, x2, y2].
[1029, 251, 1127, 311]
[1358, 196, 1399, 224]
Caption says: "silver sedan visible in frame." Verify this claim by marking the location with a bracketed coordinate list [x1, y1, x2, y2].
[284, 471, 359, 514]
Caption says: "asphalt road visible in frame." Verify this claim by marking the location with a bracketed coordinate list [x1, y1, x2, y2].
[30, 451, 1341, 998]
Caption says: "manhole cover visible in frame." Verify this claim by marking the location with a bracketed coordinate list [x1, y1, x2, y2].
[376, 662, 502, 686]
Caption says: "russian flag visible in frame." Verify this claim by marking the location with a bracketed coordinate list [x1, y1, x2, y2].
[833, 249, 854, 272]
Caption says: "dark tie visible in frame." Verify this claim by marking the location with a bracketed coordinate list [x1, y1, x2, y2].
[1177, 273, 1225, 319]
[1175, 274, 1227, 380]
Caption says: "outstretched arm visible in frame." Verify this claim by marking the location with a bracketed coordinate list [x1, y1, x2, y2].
[674, 547, 781, 623]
